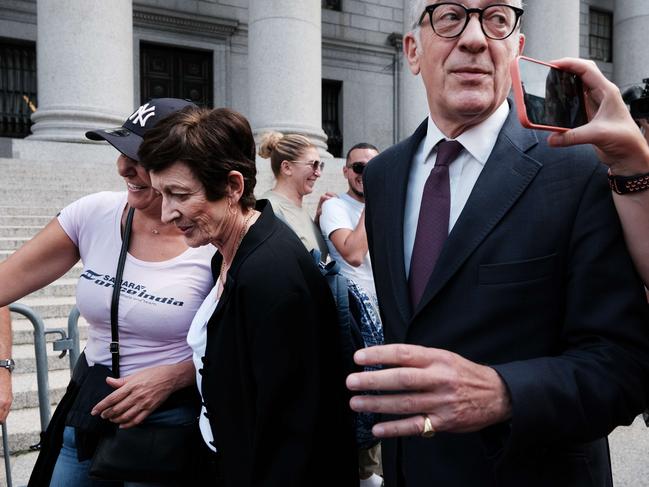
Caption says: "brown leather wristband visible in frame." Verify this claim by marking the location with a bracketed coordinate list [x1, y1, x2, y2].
[608, 169, 649, 195]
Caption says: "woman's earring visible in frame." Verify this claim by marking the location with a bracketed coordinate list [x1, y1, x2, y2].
[228, 197, 238, 215]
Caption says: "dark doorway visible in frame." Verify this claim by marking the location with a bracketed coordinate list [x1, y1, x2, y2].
[0, 38, 37, 138]
[140, 42, 213, 107]
[322, 79, 343, 157]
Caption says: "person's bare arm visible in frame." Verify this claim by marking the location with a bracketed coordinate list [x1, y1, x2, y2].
[0, 306, 12, 423]
[328, 209, 368, 267]
[548, 58, 649, 286]
[0, 219, 80, 307]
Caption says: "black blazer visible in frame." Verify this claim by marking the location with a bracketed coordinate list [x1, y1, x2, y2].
[200, 200, 357, 487]
[364, 104, 649, 487]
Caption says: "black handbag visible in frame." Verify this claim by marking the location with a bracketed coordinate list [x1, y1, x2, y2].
[88, 207, 201, 482]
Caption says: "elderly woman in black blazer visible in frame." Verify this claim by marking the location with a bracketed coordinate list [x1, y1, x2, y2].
[138, 107, 357, 486]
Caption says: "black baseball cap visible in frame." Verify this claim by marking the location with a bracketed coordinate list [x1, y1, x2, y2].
[85, 98, 197, 161]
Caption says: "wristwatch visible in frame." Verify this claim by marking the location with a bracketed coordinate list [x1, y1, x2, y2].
[608, 169, 649, 195]
[0, 359, 15, 373]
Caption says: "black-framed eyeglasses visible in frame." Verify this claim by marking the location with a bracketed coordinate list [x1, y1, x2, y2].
[348, 162, 367, 175]
[290, 159, 325, 172]
[418, 2, 524, 40]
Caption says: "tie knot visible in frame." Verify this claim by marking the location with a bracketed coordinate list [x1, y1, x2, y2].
[435, 140, 463, 167]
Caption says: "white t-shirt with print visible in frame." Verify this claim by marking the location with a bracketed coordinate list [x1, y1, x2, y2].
[58, 191, 215, 377]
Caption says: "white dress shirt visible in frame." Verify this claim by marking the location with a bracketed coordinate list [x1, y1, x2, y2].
[403, 100, 511, 277]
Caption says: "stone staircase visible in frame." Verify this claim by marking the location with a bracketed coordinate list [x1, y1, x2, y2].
[0, 155, 122, 486]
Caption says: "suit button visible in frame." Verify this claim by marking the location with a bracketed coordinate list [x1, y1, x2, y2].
[201, 356, 210, 366]
[198, 368, 204, 376]
[203, 411, 212, 419]
[209, 440, 216, 447]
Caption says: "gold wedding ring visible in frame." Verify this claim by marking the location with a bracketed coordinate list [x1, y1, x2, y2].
[421, 415, 435, 438]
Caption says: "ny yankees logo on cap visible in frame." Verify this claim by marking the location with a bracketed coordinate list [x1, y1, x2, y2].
[129, 103, 157, 127]
[85, 98, 196, 162]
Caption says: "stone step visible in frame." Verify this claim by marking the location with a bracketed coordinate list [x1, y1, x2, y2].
[0, 207, 59, 217]
[11, 369, 71, 411]
[0, 216, 52, 226]
[25, 278, 77, 299]
[12, 296, 77, 321]
[11, 315, 88, 346]
[0, 407, 49, 456]
[0, 191, 92, 208]
[0, 227, 43, 238]
[0, 237, 30, 251]
[0, 449, 38, 487]
[12, 341, 74, 374]
[0, 253, 82, 280]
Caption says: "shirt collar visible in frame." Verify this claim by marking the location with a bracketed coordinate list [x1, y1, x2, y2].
[422, 99, 510, 166]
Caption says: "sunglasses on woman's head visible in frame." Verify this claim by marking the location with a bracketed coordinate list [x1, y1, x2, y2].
[349, 162, 367, 175]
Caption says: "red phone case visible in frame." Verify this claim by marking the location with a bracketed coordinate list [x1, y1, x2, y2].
[510, 55, 572, 133]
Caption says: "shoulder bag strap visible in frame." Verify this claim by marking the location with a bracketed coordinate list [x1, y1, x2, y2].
[110, 206, 135, 378]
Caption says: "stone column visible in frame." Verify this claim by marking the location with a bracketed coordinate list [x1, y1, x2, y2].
[521, 0, 580, 60]
[248, 0, 329, 153]
[29, 0, 133, 142]
[614, 0, 649, 91]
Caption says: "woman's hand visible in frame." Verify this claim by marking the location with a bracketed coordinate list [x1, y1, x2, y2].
[547, 58, 649, 175]
[91, 361, 195, 428]
[314, 191, 337, 225]
[0, 373, 11, 424]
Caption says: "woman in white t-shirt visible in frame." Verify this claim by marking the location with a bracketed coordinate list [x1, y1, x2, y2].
[0, 99, 215, 487]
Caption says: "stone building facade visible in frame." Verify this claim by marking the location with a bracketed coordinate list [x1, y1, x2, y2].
[0, 0, 647, 159]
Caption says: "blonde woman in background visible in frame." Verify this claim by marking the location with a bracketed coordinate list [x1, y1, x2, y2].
[258, 132, 330, 259]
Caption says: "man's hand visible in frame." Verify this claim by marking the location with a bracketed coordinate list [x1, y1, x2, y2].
[91, 361, 194, 428]
[547, 58, 649, 175]
[314, 192, 337, 225]
[346, 344, 511, 438]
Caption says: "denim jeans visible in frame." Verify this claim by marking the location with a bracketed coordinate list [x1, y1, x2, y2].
[49, 405, 197, 487]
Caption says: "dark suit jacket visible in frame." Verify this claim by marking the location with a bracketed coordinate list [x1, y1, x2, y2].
[364, 104, 649, 487]
[200, 200, 357, 487]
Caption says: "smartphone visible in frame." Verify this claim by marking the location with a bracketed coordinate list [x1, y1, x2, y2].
[510, 56, 588, 132]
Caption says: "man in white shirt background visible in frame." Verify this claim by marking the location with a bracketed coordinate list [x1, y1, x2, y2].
[320, 143, 379, 300]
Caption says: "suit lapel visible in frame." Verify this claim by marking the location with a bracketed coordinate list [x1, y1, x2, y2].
[385, 120, 428, 331]
[412, 107, 542, 319]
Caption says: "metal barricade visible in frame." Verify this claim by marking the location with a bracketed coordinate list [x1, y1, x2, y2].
[1, 422, 12, 487]
[2, 303, 80, 486]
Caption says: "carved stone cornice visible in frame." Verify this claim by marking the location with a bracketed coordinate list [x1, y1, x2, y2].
[133, 5, 239, 39]
[0, 0, 36, 24]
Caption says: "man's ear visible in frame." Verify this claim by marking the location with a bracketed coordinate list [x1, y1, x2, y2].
[518, 33, 525, 56]
[403, 32, 421, 75]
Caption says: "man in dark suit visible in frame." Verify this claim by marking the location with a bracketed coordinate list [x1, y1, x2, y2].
[346, 1, 649, 486]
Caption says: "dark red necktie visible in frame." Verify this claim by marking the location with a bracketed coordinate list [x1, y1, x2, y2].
[409, 140, 463, 309]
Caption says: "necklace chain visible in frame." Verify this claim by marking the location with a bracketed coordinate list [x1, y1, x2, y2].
[219, 211, 255, 288]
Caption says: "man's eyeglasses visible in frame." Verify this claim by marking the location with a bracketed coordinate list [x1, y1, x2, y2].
[348, 162, 367, 175]
[290, 160, 325, 172]
[418, 2, 524, 41]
